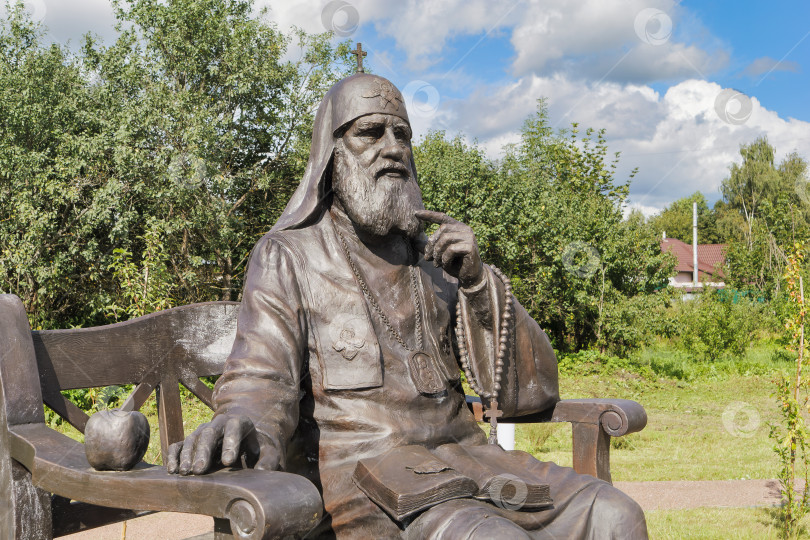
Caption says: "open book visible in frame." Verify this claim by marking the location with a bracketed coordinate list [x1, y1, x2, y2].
[352, 443, 552, 521]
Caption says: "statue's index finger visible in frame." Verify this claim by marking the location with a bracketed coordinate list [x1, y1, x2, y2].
[222, 416, 254, 466]
[415, 210, 458, 225]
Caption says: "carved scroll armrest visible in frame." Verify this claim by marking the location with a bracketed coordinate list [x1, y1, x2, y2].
[549, 399, 646, 483]
[464, 396, 646, 484]
[9, 423, 323, 539]
[550, 399, 647, 437]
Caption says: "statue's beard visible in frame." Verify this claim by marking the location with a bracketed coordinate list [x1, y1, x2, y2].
[332, 142, 425, 239]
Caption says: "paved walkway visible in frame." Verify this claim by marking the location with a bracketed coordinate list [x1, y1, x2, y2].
[63, 479, 789, 539]
[614, 479, 784, 511]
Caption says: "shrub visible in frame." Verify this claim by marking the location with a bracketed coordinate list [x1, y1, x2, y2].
[675, 290, 764, 361]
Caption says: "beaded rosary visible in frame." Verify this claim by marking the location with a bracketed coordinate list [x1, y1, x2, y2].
[455, 265, 514, 445]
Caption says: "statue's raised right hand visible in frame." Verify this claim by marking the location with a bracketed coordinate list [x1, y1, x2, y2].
[166, 414, 279, 475]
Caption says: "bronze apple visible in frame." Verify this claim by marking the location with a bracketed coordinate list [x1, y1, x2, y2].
[85, 409, 150, 471]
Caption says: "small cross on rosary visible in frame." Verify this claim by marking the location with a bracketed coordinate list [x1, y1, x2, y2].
[484, 398, 503, 445]
[350, 42, 367, 73]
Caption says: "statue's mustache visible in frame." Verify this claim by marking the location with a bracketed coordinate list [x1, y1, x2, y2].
[372, 160, 410, 179]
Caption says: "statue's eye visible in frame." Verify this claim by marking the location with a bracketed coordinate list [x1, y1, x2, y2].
[394, 127, 411, 142]
[356, 125, 384, 140]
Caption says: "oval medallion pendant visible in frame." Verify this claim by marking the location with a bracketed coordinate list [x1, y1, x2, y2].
[408, 352, 445, 395]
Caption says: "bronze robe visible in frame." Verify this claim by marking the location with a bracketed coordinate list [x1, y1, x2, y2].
[213, 212, 645, 539]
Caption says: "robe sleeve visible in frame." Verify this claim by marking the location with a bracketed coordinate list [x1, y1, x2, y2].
[212, 235, 307, 469]
[457, 264, 559, 418]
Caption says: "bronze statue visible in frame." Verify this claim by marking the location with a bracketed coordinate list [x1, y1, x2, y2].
[166, 68, 649, 539]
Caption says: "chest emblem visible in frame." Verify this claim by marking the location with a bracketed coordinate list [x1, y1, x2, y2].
[332, 326, 366, 360]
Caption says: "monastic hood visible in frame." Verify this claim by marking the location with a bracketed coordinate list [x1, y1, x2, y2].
[271, 73, 412, 232]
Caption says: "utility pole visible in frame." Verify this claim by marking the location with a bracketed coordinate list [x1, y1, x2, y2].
[693, 202, 699, 287]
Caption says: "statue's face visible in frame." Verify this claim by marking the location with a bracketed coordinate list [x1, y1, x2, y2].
[341, 113, 413, 175]
[333, 113, 424, 238]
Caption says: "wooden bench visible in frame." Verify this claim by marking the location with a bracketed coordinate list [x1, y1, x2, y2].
[0, 294, 646, 539]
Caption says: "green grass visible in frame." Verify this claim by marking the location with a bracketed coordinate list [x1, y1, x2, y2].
[518, 372, 781, 481]
[515, 343, 792, 481]
[645, 507, 810, 539]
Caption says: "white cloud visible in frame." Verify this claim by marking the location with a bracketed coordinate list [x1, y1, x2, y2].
[438, 74, 662, 142]
[425, 76, 810, 209]
[262, 0, 726, 85]
[744, 56, 801, 78]
[0, 0, 118, 46]
[259, 0, 518, 71]
[509, 0, 727, 83]
[624, 202, 663, 219]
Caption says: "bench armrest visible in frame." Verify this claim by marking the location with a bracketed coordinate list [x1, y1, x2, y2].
[550, 399, 646, 483]
[549, 399, 647, 437]
[9, 423, 322, 540]
[464, 396, 647, 483]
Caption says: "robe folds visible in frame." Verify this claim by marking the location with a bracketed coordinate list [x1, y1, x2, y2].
[212, 211, 647, 539]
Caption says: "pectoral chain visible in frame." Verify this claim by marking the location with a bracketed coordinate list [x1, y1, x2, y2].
[335, 220, 514, 442]
[334, 226, 424, 352]
[455, 265, 514, 445]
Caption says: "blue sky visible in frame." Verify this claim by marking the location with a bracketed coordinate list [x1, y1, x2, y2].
[685, 1, 809, 121]
[14, 0, 810, 215]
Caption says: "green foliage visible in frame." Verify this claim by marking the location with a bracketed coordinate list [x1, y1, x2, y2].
[721, 137, 810, 298]
[674, 291, 767, 361]
[415, 101, 674, 353]
[0, 0, 350, 328]
[558, 349, 656, 380]
[104, 225, 178, 320]
[770, 243, 810, 539]
[557, 340, 791, 384]
[44, 384, 131, 428]
[649, 192, 725, 244]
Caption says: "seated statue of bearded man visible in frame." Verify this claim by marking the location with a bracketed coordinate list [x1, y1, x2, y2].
[166, 72, 649, 540]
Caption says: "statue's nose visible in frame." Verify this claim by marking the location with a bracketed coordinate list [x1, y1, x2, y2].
[380, 128, 405, 161]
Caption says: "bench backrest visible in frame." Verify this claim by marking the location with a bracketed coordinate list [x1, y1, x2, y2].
[0, 295, 240, 462]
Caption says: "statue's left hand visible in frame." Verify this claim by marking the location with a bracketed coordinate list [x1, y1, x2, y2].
[166, 414, 279, 475]
[416, 210, 485, 289]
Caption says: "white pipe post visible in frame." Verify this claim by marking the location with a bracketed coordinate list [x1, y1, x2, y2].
[498, 422, 516, 450]
[693, 201, 699, 287]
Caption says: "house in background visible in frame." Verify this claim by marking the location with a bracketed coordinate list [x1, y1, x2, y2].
[660, 236, 727, 290]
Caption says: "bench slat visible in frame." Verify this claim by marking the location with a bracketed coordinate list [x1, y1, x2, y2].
[32, 302, 239, 391]
[41, 388, 91, 433]
[121, 372, 161, 414]
[158, 381, 185, 463]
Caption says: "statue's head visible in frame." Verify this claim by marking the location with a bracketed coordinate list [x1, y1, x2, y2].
[333, 110, 425, 239]
[272, 74, 424, 237]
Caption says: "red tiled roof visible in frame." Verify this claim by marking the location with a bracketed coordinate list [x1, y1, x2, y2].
[661, 238, 726, 279]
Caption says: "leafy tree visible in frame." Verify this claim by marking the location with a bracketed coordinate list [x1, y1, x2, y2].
[415, 102, 674, 353]
[674, 290, 763, 361]
[0, 2, 107, 328]
[649, 191, 724, 244]
[83, 0, 351, 305]
[720, 137, 810, 297]
[0, 0, 350, 328]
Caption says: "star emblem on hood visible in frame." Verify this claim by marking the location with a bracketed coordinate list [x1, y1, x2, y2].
[362, 80, 402, 111]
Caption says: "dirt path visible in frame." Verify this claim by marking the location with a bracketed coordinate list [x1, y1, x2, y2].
[614, 479, 785, 511]
[62, 479, 790, 539]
